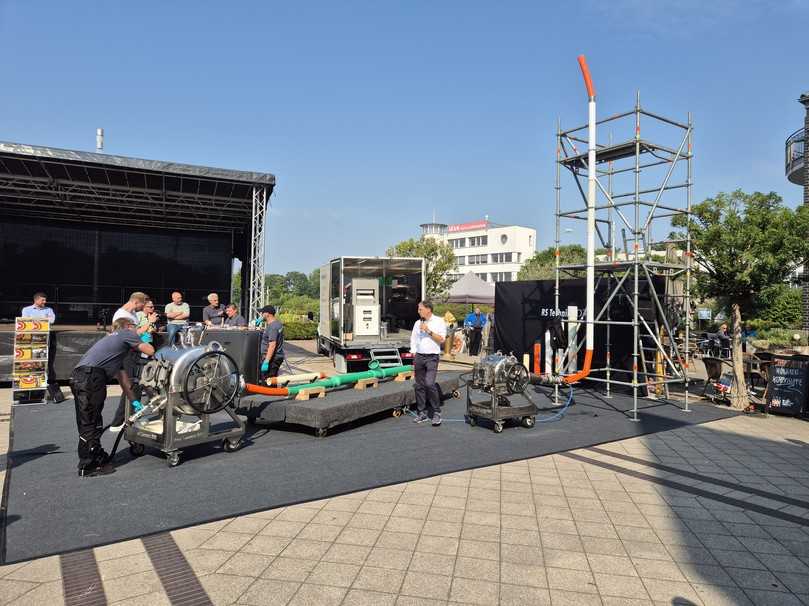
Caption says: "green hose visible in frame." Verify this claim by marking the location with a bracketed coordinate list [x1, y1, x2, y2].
[286, 365, 413, 396]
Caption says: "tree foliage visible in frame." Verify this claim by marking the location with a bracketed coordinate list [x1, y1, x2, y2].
[672, 190, 809, 408]
[386, 237, 457, 299]
[517, 245, 586, 280]
[672, 190, 809, 316]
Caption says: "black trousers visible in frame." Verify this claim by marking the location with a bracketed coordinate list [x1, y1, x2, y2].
[112, 352, 143, 427]
[69, 367, 108, 470]
[469, 328, 483, 356]
[260, 356, 284, 381]
[414, 353, 440, 416]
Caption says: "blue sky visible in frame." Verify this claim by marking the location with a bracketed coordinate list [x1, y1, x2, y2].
[1, 1, 807, 274]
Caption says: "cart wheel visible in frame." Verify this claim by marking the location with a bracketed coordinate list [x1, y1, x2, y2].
[493, 421, 504, 434]
[392, 409, 402, 417]
[223, 438, 242, 452]
[521, 416, 535, 429]
[316, 428, 328, 438]
[166, 452, 181, 467]
[452, 390, 461, 399]
[129, 442, 145, 457]
[468, 416, 477, 426]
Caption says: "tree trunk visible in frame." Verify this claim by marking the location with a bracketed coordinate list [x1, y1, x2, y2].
[730, 303, 748, 410]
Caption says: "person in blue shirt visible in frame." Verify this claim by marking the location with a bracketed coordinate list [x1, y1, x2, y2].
[20, 292, 63, 402]
[464, 306, 487, 356]
[20, 292, 56, 324]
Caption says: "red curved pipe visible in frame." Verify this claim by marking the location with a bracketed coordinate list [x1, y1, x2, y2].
[577, 55, 595, 98]
[245, 383, 288, 396]
[563, 349, 593, 385]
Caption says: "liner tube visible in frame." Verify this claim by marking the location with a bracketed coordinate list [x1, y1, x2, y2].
[243, 365, 414, 398]
[564, 55, 596, 385]
[267, 372, 325, 386]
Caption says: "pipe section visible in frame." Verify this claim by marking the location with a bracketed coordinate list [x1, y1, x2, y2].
[564, 55, 596, 384]
[243, 365, 414, 398]
[267, 372, 325, 386]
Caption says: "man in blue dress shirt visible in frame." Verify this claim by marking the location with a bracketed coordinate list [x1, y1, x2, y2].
[21, 292, 56, 324]
[20, 292, 63, 401]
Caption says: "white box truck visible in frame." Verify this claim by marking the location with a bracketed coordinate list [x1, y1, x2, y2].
[317, 256, 425, 373]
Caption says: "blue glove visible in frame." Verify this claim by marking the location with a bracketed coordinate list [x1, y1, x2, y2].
[261, 361, 269, 372]
[131, 399, 143, 413]
[140, 333, 151, 343]
[254, 317, 263, 327]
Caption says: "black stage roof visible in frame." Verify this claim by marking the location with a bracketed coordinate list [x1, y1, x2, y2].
[0, 141, 276, 233]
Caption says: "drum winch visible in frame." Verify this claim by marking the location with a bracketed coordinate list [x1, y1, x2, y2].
[467, 352, 537, 433]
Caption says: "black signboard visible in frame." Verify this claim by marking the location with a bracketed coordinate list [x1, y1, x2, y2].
[766, 355, 809, 416]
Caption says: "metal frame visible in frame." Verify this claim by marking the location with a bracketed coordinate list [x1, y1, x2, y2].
[249, 186, 269, 321]
[556, 94, 693, 420]
[0, 141, 275, 321]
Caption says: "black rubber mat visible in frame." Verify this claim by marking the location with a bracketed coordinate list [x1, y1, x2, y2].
[1, 378, 736, 563]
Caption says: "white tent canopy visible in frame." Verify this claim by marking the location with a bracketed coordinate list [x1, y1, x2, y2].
[446, 272, 495, 305]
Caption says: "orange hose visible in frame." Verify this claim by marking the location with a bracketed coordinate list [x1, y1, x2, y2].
[533, 342, 541, 375]
[577, 55, 595, 98]
[562, 349, 593, 384]
[244, 383, 288, 396]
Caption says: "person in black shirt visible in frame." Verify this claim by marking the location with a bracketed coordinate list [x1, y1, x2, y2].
[223, 303, 247, 328]
[259, 305, 285, 379]
[69, 318, 154, 477]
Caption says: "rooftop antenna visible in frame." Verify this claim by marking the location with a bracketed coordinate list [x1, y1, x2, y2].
[96, 128, 104, 153]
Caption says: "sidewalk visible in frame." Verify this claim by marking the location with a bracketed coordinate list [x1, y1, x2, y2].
[2, 391, 809, 604]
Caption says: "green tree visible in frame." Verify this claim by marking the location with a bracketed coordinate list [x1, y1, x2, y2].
[284, 271, 310, 296]
[672, 190, 809, 409]
[307, 268, 320, 298]
[231, 273, 242, 305]
[264, 274, 286, 302]
[386, 237, 456, 299]
[517, 245, 586, 280]
[753, 284, 802, 328]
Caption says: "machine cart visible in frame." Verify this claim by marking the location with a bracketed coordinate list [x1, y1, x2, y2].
[127, 331, 246, 467]
[466, 353, 537, 433]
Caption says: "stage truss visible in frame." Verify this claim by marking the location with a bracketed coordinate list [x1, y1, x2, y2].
[555, 95, 694, 420]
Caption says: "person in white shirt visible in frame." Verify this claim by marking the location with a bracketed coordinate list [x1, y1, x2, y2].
[112, 292, 146, 327]
[410, 300, 447, 426]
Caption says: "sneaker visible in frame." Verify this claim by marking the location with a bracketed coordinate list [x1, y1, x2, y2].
[431, 413, 442, 426]
[109, 423, 124, 434]
[78, 462, 115, 478]
[412, 412, 429, 424]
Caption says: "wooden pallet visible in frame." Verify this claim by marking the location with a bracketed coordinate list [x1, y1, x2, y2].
[394, 371, 415, 382]
[295, 387, 326, 401]
[354, 377, 379, 391]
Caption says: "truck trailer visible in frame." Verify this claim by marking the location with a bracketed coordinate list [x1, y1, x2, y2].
[317, 256, 425, 373]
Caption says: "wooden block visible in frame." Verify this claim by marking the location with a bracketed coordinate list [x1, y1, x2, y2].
[295, 387, 326, 401]
[394, 371, 414, 382]
[354, 377, 379, 391]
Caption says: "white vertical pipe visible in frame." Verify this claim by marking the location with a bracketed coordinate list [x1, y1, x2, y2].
[586, 99, 596, 350]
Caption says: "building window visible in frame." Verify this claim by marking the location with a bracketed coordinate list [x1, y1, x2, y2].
[490, 272, 513, 282]
[529, 235, 533, 248]
[501, 234, 508, 244]
[476, 273, 488, 281]
[468, 236, 488, 247]
[468, 254, 487, 265]
[449, 238, 466, 249]
[455, 255, 465, 266]
[491, 252, 513, 264]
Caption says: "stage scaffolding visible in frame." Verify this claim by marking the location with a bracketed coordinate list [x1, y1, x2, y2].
[555, 94, 693, 420]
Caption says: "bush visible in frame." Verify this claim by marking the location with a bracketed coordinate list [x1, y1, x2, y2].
[754, 328, 807, 348]
[753, 284, 802, 329]
[283, 320, 318, 340]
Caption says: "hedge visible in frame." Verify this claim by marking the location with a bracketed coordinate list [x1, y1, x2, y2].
[284, 320, 318, 340]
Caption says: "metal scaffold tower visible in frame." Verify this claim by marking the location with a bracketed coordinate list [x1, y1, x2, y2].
[555, 93, 694, 420]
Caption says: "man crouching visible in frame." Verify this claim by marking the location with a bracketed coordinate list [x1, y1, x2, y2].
[69, 318, 155, 477]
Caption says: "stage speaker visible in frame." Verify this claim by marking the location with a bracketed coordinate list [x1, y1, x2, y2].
[201, 329, 261, 384]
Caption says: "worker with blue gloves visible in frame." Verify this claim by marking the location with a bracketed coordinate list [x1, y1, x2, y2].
[69, 318, 154, 477]
[464, 306, 487, 356]
[259, 305, 285, 381]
